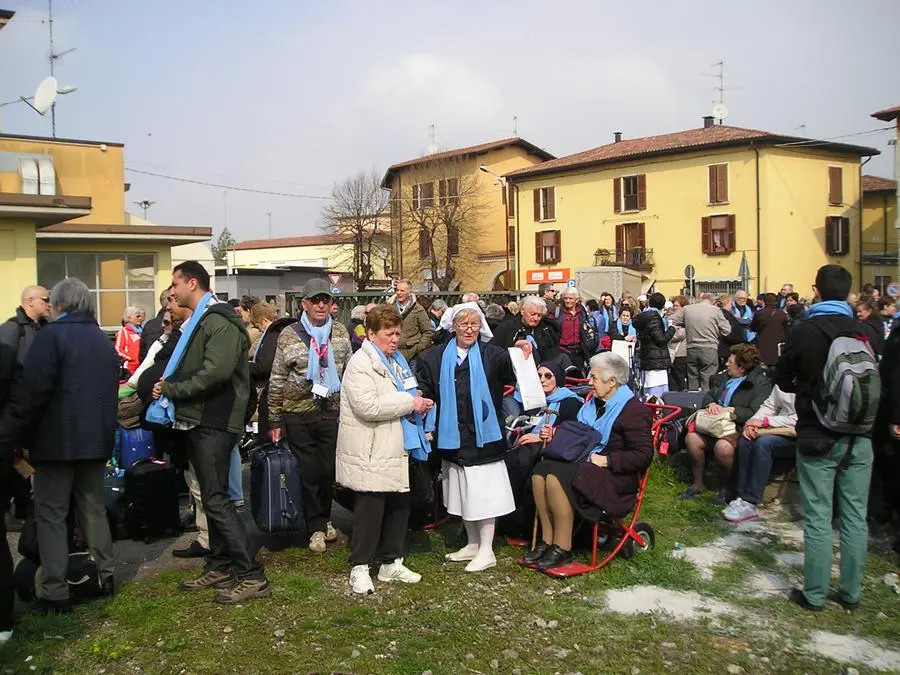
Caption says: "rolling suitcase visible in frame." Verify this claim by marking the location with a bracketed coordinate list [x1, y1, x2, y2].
[125, 458, 181, 543]
[250, 443, 304, 534]
[661, 391, 706, 419]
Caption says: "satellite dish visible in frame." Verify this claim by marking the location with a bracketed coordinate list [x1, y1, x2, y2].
[712, 103, 729, 122]
[32, 76, 59, 115]
[426, 144, 438, 155]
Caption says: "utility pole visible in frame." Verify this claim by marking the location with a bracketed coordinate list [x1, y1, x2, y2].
[267, 211, 272, 238]
[712, 60, 724, 105]
[47, 0, 76, 137]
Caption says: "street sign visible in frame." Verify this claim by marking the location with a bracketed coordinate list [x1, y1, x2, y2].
[328, 273, 341, 285]
[888, 282, 900, 297]
[330, 286, 340, 295]
[567, 279, 576, 288]
[684, 264, 696, 280]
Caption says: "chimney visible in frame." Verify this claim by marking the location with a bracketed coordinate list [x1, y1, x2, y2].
[703, 116, 715, 129]
[613, 131, 622, 143]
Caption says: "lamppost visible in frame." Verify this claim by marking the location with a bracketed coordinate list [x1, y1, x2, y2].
[479, 164, 512, 290]
[133, 200, 155, 219]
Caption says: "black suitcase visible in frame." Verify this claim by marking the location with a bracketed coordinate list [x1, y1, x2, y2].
[661, 391, 707, 419]
[124, 458, 181, 543]
[104, 465, 129, 541]
[250, 443, 304, 534]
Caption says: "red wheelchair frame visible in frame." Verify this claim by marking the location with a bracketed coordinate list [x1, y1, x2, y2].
[520, 401, 682, 578]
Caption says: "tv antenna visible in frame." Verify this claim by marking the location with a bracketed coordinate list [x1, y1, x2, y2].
[513, 115, 518, 136]
[426, 123, 438, 155]
[133, 200, 155, 219]
[45, 0, 77, 137]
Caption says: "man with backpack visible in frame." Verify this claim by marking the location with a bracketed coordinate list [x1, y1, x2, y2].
[774, 264, 879, 612]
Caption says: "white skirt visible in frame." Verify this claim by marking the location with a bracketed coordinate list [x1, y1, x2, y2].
[442, 459, 515, 521]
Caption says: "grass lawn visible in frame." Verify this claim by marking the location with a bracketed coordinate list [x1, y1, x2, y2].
[2, 461, 899, 674]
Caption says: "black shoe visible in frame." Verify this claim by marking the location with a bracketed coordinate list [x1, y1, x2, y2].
[100, 576, 115, 599]
[788, 588, 822, 612]
[37, 598, 72, 615]
[523, 542, 549, 565]
[172, 540, 211, 559]
[535, 544, 573, 571]
[828, 590, 860, 612]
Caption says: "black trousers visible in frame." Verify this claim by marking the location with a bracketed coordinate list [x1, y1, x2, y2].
[185, 427, 264, 581]
[349, 492, 410, 566]
[284, 415, 337, 534]
[669, 356, 688, 392]
[0, 473, 12, 631]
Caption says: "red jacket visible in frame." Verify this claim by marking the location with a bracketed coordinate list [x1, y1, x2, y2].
[115, 323, 142, 375]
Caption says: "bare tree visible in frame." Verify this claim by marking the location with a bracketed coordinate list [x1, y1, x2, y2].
[322, 170, 391, 291]
[398, 158, 488, 291]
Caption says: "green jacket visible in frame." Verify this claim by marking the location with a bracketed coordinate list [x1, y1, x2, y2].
[162, 303, 250, 435]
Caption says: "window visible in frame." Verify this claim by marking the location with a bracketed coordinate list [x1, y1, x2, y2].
[825, 216, 850, 255]
[36, 252, 158, 328]
[506, 182, 515, 218]
[418, 228, 430, 258]
[507, 225, 516, 254]
[614, 222, 646, 264]
[613, 174, 646, 213]
[828, 167, 843, 206]
[412, 182, 434, 210]
[708, 164, 728, 203]
[534, 230, 561, 264]
[447, 225, 460, 256]
[532, 186, 555, 221]
[438, 178, 459, 205]
[701, 215, 736, 255]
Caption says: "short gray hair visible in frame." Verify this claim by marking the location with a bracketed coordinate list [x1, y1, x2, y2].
[698, 292, 716, 303]
[462, 292, 480, 303]
[50, 278, 95, 317]
[589, 352, 630, 385]
[561, 286, 579, 299]
[396, 278, 412, 291]
[431, 299, 448, 311]
[123, 305, 145, 322]
[520, 295, 547, 314]
[484, 303, 505, 321]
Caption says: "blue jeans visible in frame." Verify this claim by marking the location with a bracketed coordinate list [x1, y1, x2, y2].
[736, 434, 795, 505]
[228, 444, 244, 503]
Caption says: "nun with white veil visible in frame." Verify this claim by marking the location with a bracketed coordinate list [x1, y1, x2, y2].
[417, 303, 533, 571]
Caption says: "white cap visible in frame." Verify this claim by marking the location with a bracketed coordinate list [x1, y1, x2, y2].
[664, 300, 674, 310]
[638, 294, 648, 302]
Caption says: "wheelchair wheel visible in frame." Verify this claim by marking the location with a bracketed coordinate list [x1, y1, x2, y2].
[620, 522, 655, 559]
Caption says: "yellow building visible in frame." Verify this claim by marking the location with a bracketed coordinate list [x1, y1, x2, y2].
[861, 175, 898, 292]
[0, 132, 211, 327]
[505, 119, 878, 298]
[382, 138, 554, 291]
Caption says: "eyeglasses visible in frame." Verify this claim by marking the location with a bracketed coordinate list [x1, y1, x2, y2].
[162, 319, 172, 326]
[307, 295, 331, 305]
[539, 372, 555, 381]
[456, 323, 480, 333]
[39, 296, 50, 303]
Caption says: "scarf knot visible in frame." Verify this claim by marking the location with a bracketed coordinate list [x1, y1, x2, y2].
[575, 385, 634, 455]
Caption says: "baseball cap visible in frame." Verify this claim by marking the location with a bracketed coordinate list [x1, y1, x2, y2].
[302, 278, 333, 299]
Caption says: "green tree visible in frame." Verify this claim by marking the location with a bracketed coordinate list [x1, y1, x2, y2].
[211, 227, 236, 266]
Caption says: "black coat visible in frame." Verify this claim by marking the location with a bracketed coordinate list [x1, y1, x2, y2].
[139, 309, 167, 363]
[248, 318, 297, 436]
[751, 307, 789, 366]
[0, 314, 119, 463]
[718, 308, 747, 365]
[553, 304, 599, 356]
[862, 314, 886, 357]
[702, 366, 773, 428]
[417, 341, 514, 466]
[878, 322, 900, 430]
[631, 310, 675, 371]
[491, 317, 560, 363]
[0, 307, 46, 364]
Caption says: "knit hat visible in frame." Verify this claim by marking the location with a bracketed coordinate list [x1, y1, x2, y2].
[538, 360, 566, 387]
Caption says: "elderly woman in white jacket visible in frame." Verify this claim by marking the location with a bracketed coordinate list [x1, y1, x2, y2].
[336, 304, 434, 595]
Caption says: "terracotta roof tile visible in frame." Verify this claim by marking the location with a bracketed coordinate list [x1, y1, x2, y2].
[505, 124, 878, 180]
[863, 174, 897, 192]
[872, 105, 900, 122]
[232, 233, 351, 251]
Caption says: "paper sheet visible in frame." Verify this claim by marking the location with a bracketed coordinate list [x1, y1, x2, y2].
[611, 339, 635, 371]
[508, 347, 547, 412]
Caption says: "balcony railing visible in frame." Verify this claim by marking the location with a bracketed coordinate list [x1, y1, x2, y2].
[594, 247, 655, 272]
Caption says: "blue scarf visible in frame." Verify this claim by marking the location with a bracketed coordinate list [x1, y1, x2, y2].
[733, 304, 756, 341]
[300, 313, 341, 395]
[719, 376, 747, 406]
[251, 325, 268, 363]
[643, 307, 669, 331]
[616, 319, 635, 338]
[807, 300, 853, 319]
[131, 324, 143, 335]
[576, 385, 634, 455]
[532, 387, 583, 431]
[437, 340, 502, 449]
[369, 342, 431, 461]
[146, 292, 214, 426]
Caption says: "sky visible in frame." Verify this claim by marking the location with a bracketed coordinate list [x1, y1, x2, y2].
[0, 0, 898, 243]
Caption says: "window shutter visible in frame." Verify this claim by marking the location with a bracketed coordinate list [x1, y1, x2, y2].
[615, 224, 624, 260]
[636, 222, 646, 249]
[448, 224, 459, 255]
[829, 167, 842, 205]
[840, 216, 850, 255]
[412, 184, 420, 210]
[419, 228, 429, 258]
[438, 179, 446, 204]
[449, 178, 458, 200]
[708, 165, 717, 203]
[553, 229, 562, 263]
[535, 231, 543, 264]
[533, 189, 541, 221]
[717, 164, 728, 202]
[637, 174, 647, 211]
[546, 187, 556, 220]
[701, 216, 712, 254]
[508, 226, 515, 253]
[507, 182, 515, 218]
[613, 177, 621, 213]
[825, 217, 836, 254]
[726, 215, 736, 252]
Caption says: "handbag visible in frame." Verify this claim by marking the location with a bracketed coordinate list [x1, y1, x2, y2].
[692, 408, 737, 438]
[541, 420, 603, 464]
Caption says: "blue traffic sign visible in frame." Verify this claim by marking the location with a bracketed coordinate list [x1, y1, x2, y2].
[330, 286, 340, 294]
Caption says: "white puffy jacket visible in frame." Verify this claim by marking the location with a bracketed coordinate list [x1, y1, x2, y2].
[336, 339, 416, 493]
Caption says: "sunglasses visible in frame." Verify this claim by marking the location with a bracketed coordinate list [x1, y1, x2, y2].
[539, 372, 555, 381]
[306, 295, 331, 305]
[162, 319, 172, 326]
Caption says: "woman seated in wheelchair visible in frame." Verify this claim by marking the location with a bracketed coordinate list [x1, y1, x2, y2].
[512, 360, 582, 446]
[527, 352, 652, 570]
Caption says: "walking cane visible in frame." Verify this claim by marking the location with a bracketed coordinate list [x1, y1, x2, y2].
[531, 407, 559, 552]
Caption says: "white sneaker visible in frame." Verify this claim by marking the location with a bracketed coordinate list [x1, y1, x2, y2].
[445, 543, 479, 562]
[309, 531, 327, 553]
[377, 558, 422, 584]
[0, 630, 11, 646]
[724, 500, 759, 523]
[722, 498, 744, 518]
[324, 521, 338, 542]
[350, 565, 374, 595]
[464, 552, 497, 573]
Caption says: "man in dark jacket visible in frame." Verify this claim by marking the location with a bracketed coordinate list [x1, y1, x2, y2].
[876, 323, 900, 549]
[0, 279, 117, 614]
[0, 286, 50, 364]
[138, 289, 171, 363]
[632, 292, 676, 396]
[0, 342, 20, 641]
[152, 261, 268, 604]
[492, 296, 560, 364]
[553, 288, 598, 375]
[390, 280, 434, 361]
[774, 265, 874, 611]
[718, 296, 747, 368]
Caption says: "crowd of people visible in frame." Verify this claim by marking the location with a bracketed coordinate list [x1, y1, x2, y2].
[0, 262, 897, 644]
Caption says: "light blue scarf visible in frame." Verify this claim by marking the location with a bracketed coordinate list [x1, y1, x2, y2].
[807, 300, 853, 319]
[643, 307, 669, 331]
[146, 292, 214, 426]
[719, 376, 747, 406]
[733, 304, 756, 341]
[616, 319, 636, 338]
[300, 313, 341, 395]
[251, 325, 268, 363]
[532, 387, 583, 431]
[369, 341, 432, 461]
[576, 385, 634, 455]
[437, 340, 502, 449]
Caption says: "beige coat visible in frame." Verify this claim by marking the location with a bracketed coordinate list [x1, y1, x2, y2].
[336, 339, 416, 493]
